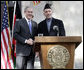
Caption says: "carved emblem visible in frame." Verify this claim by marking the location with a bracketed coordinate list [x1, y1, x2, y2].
[47, 45, 70, 69]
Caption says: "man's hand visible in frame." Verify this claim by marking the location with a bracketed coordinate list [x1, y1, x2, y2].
[29, 38, 33, 42]
[26, 38, 34, 45]
[35, 52, 39, 58]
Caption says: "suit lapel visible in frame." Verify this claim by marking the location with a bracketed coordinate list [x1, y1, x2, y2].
[31, 20, 34, 35]
[44, 20, 49, 34]
[50, 18, 55, 31]
[23, 18, 30, 33]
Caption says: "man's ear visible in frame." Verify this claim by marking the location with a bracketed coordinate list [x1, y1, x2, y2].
[43, 11, 45, 16]
[24, 11, 26, 15]
[24, 11, 26, 13]
[49, 9, 53, 14]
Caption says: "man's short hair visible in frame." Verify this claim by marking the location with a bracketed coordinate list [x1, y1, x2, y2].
[24, 6, 31, 12]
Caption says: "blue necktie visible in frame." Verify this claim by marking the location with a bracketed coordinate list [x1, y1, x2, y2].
[28, 21, 32, 34]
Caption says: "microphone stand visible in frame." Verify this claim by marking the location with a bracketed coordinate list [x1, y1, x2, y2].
[53, 26, 59, 36]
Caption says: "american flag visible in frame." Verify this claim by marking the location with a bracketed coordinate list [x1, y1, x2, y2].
[1, 1, 14, 69]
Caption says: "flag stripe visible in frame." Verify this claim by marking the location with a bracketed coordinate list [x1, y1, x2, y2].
[33, 1, 40, 5]
[1, 61, 3, 69]
[1, 52, 5, 69]
[1, 1, 14, 69]
[3, 29, 9, 49]
[1, 33, 7, 68]
[6, 28, 12, 56]
[5, 28, 13, 69]
[12, 1, 22, 68]
[1, 42, 7, 69]
[1, 53, 5, 69]
[2, 29, 9, 63]
[6, 1, 14, 68]
[1, 29, 12, 69]
[33, 1, 35, 5]
[36, 1, 37, 3]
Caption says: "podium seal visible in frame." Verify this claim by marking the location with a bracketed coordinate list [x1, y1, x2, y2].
[47, 45, 70, 69]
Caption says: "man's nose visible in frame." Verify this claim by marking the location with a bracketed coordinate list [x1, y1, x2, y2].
[28, 13, 32, 15]
[47, 12, 50, 14]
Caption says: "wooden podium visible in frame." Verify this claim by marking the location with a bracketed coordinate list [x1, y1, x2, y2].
[34, 36, 82, 69]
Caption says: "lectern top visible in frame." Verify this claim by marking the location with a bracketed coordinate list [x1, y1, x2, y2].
[35, 36, 82, 48]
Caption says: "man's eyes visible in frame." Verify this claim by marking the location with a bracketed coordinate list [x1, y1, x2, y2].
[27, 11, 33, 13]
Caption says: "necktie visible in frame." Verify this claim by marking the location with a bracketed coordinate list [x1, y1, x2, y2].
[28, 21, 32, 34]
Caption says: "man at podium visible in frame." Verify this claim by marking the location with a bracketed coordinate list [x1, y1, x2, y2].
[38, 3, 66, 36]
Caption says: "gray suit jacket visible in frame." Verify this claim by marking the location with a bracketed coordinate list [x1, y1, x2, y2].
[13, 18, 38, 56]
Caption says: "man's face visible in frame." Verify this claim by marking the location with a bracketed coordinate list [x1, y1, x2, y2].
[44, 9, 52, 19]
[24, 8, 33, 20]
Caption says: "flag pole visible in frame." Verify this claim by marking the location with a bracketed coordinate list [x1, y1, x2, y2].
[6, 1, 12, 60]
[12, 1, 16, 43]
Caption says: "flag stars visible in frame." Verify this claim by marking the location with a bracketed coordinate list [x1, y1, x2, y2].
[4, 23, 6, 25]
[1, 2, 10, 31]
[4, 12, 8, 15]
[4, 8, 6, 11]
[5, 20, 7, 22]
[3, 19, 4, 21]
[5, 5, 6, 7]
[5, 12, 7, 15]
[3, 27, 4, 29]
[4, 16, 6, 18]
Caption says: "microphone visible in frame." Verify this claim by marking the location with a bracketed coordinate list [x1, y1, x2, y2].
[53, 26, 59, 36]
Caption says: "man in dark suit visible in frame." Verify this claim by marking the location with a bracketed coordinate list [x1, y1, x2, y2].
[13, 6, 38, 69]
[38, 3, 66, 36]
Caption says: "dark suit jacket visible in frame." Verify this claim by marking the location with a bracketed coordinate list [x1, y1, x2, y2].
[38, 18, 66, 36]
[13, 18, 38, 56]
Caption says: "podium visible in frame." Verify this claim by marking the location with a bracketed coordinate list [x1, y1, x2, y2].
[35, 36, 82, 69]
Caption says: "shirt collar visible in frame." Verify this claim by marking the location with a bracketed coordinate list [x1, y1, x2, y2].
[46, 17, 52, 22]
[25, 17, 31, 23]
[46, 18, 52, 24]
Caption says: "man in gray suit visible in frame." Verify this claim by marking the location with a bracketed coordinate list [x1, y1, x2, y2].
[13, 6, 38, 69]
